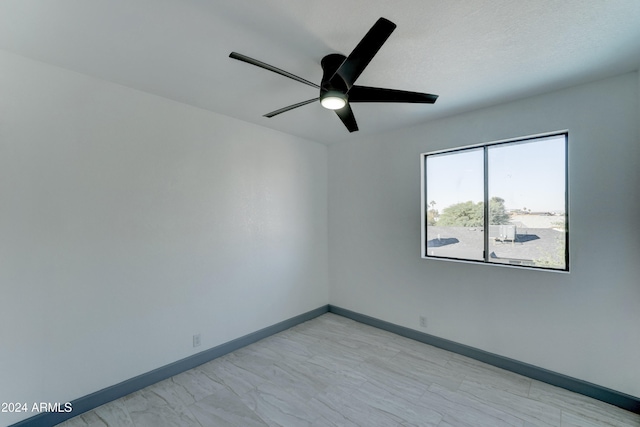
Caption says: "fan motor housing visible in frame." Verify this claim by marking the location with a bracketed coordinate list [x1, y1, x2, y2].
[321, 53, 348, 94]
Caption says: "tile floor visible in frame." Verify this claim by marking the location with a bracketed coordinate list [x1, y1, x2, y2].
[57, 313, 639, 426]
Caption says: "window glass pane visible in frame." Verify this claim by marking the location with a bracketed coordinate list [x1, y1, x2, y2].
[426, 148, 484, 261]
[487, 135, 567, 269]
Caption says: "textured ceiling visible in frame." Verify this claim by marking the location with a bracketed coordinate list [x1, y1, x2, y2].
[1, 0, 640, 145]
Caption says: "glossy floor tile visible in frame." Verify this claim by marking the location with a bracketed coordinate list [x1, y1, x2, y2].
[56, 313, 640, 427]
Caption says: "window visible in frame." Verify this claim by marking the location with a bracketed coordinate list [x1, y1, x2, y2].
[421, 132, 568, 271]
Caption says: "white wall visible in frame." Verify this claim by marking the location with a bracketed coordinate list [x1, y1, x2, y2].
[328, 71, 640, 398]
[0, 50, 328, 426]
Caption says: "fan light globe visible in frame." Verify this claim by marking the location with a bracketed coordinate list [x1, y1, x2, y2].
[320, 92, 347, 110]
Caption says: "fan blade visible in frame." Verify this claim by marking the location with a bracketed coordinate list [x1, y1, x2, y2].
[230, 52, 320, 89]
[334, 103, 359, 132]
[331, 18, 396, 90]
[348, 85, 438, 103]
[264, 98, 318, 118]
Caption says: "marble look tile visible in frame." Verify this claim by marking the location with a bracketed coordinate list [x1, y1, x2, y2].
[257, 334, 316, 362]
[277, 356, 368, 390]
[122, 389, 200, 427]
[388, 336, 454, 368]
[56, 411, 109, 427]
[56, 398, 134, 427]
[91, 398, 135, 426]
[254, 362, 326, 401]
[330, 322, 405, 358]
[292, 316, 358, 343]
[529, 380, 640, 427]
[347, 319, 402, 339]
[355, 359, 428, 402]
[422, 383, 524, 427]
[78, 411, 110, 426]
[306, 342, 369, 369]
[188, 387, 268, 427]
[232, 343, 282, 363]
[459, 379, 562, 427]
[305, 352, 358, 375]
[277, 329, 322, 351]
[389, 350, 466, 392]
[313, 385, 403, 427]
[560, 410, 607, 427]
[227, 345, 280, 378]
[240, 381, 320, 427]
[170, 367, 227, 403]
[143, 377, 194, 409]
[337, 334, 403, 361]
[305, 397, 361, 427]
[349, 381, 442, 426]
[198, 356, 266, 396]
[309, 416, 348, 427]
[446, 354, 532, 397]
[55, 416, 89, 427]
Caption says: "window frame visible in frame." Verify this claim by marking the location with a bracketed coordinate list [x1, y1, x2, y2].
[420, 131, 569, 272]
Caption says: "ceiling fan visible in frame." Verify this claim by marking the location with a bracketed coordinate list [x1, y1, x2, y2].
[229, 17, 438, 133]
